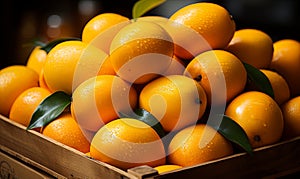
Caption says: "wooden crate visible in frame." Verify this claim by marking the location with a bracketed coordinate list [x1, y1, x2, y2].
[0, 114, 135, 179]
[0, 149, 55, 179]
[1, 114, 300, 178]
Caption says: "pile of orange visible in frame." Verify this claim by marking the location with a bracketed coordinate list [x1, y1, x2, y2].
[0, 1, 299, 173]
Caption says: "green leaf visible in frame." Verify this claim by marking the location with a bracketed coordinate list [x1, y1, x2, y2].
[119, 108, 166, 138]
[40, 37, 81, 53]
[22, 40, 46, 49]
[33, 40, 47, 47]
[243, 62, 274, 98]
[209, 114, 253, 154]
[27, 91, 72, 130]
[132, 0, 167, 19]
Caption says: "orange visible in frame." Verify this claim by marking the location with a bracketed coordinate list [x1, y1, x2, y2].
[78, 128, 97, 143]
[139, 75, 207, 132]
[184, 50, 247, 106]
[281, 96, 300, 139]
[260, 69, 290, 105]
[169, 2, 236, 58]
[270, 39, 300, 97]
[74, 44, 116, 88]
[82, 13, 129, 44]
[38, 69, 51, 91]
[26, 46, 47, 76]
[109, 21, 174, 84]
[225, 91, 284, 148]
[137, 16, 211, 60]
[9, 87, 51, 127]
[43, 41, 109, 94]
[226, 29, 274, 69]
[163, 55, 186, 76]
[90, 118, 166, 170]
[97, 56, 116, 76]
[0, 65, 39, 116]
[71, 75, 138, 132]
[168, 124, 233, 167]
[154, 164, 182, 174]
[42, 112, 90, 153]
[86, 20, 131, 55]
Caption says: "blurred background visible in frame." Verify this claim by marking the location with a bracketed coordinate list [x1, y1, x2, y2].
[0, 0, 299, 69]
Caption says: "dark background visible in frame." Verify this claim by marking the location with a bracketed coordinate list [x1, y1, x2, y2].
[0, 0, 299, 69]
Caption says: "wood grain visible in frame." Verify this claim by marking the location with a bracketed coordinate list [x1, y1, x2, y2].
[1, 114, 300, 178]
[0, 114, 136, 179]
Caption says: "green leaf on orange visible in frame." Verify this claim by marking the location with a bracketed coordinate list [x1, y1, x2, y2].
[132, 0, 167, 19]
[119, 108, 166, 138]
[40, 37, 81, 53]
[209, 114, 253, 154]
[27, 91, 71, 130]
[243, 62, 274, 98]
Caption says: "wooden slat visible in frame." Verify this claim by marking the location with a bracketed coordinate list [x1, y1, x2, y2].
[128, 165, 158, 179]
[150, 136, 300, 178]
[0, 114, 136, 179]
[0, 145, 66, 179]
[0, 150, 54, 179]
[1, 114, 300, 178]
